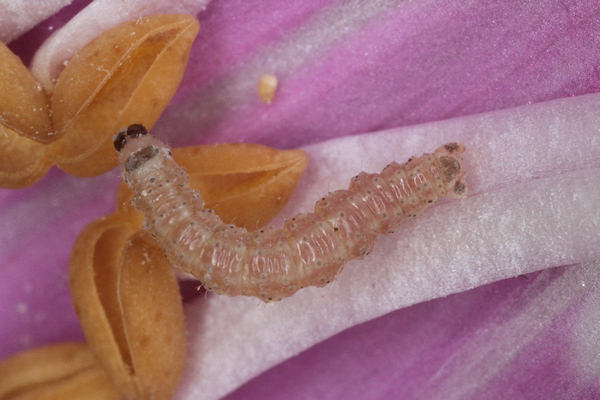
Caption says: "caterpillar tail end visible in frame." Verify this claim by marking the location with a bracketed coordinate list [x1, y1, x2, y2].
[435, 142, 468, 199]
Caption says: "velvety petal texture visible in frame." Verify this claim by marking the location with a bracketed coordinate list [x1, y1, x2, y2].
[0, 0, 73, 43]
[1, 1, 599, 399]
[227, 262, 600, 400]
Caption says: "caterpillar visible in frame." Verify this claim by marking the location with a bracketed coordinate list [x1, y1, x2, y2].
[114, 125, 467, 302]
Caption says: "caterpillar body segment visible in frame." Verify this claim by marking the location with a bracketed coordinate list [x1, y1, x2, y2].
[115, 125, 467, 302]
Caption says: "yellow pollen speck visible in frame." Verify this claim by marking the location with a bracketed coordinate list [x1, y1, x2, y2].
[258, 74, 278, 104]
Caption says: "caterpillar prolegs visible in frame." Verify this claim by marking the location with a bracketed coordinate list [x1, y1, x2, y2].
[114, 125, 467, 302]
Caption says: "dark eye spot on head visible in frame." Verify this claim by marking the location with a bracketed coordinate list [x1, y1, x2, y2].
[113, 131, 128, 152]
[444, 142, 459, 153]
[113, 124, 148, 152]
[454, 180, 466, 194]
[125, 146, 158, 172]
[439, 156, 461, 181]
[126, 124, 148, 137]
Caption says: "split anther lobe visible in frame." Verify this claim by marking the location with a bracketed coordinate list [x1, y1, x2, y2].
[113, 123, 149, 152]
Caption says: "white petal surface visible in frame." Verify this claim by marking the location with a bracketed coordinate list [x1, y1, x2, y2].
[177, 93, 600, 399]
[0, 0, 73, 43]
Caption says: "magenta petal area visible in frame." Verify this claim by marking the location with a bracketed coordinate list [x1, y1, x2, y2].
[154, 0, 600, 148]
[0, 170, 120, 359]
[227, 262, 600, 400]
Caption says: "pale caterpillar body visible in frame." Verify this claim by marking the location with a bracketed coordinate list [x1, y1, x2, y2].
[115, 125, 467, 302]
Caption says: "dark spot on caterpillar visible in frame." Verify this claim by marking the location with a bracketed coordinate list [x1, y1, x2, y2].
[454, 180, 466, 194]
[113, 131, 128, 152]
[126, 123, 148, 137]
[124, 146, 158, 172]
[444, 142, 459, 153]
[438, 156, 461, 182]
[113, 123, 148, 151]
[333, 227, 339, 231]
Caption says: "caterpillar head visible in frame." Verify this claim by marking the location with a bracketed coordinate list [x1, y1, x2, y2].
[113, 123, 148, 152]
[114, 124, 170, 173]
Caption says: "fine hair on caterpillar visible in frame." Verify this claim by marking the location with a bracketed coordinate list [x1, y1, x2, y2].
[114, 125, 467, 302]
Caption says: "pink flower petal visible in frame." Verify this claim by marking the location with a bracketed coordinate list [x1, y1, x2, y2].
[228, 262, 600, 399]
[177, 93, 600, 399]
[0, 0, 73, 43]
[30, 0, 211, 90]
[0, 169, 119, 359]
[2, 2, 599, 399]
[153, 0, 600, 148]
